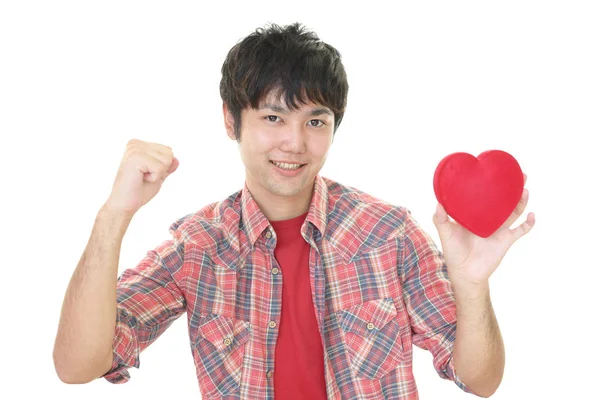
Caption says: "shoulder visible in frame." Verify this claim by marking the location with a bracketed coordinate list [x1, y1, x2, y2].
[324, 177, 410, 227]
[322, 177, 411, 260]
[167, 189, 243, 255]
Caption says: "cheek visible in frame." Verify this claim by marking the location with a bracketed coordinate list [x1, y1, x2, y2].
[309, 136, 333, 158]
[256, 135, 276, 151]
[239, 138, 271, 169]
[246, 129, 277, 153]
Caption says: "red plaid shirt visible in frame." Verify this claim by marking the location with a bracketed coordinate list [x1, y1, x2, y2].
[103, 175, 473, 399]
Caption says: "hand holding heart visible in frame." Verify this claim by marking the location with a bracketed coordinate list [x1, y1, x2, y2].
[432, 153, 535, 289]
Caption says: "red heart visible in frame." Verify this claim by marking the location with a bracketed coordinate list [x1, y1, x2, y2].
[433, 150, 524, 238]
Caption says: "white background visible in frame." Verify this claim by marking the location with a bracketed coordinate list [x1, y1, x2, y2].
[1, 1, 598, 399]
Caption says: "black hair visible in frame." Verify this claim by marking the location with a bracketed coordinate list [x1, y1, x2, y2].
[220, 22, 349, 141]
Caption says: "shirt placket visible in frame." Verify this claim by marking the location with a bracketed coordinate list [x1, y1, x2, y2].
[263, 227, 283, 400]
[308, 237, 334, 399]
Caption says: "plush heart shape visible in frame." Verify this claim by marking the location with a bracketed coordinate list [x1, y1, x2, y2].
[433, 150, 524, 238]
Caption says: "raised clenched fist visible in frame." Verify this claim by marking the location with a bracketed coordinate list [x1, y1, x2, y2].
[103, 139, 179, 217]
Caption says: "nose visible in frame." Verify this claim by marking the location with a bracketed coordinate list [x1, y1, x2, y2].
[280, 122, 306, 153]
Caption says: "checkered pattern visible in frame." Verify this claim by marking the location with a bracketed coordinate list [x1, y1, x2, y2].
[103, 175, 472, 399]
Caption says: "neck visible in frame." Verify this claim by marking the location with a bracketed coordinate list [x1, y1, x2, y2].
[247, 181, 314, 222]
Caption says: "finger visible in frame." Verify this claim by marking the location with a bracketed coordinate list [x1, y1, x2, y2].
[147, 150, 172, 169]
[138, 154, 167, 182]
[523, 173, 528, 186]
[147, 149, 178, 176]
[154, 145, 174, 160]
[433, 202, 448, 223]
[509, 212, 535, 243]
[135, 140, 173, 162]
[140, 140, 172, 153]
[167, 157, 179, 174]
[501, 188, 529, 229]
[432, 203, 453, 241]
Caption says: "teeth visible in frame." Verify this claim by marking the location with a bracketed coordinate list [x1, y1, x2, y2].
[272, 161, 303, 170]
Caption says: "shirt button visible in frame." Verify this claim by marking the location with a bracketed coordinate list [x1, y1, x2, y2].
[269, 321, 277, 328]
[223, 337, 232, 346]
[367, 322, 375, 330]
[265, 230, 272, 239]
[271, 267, 279, 275]
[266, 370, 273, 378]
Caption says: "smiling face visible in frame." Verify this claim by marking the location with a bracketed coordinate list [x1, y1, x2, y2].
[219, 23, 348, 219]
[224, 91, 334, 214]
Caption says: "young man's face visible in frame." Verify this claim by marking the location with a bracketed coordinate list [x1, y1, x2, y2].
[224, 91, 334, 203]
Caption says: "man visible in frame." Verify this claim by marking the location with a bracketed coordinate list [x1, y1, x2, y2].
[53, 22, 535, 399]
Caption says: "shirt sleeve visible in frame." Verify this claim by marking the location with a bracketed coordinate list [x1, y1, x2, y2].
[399, 212, 473, 394]
[102, 233, 187, 384]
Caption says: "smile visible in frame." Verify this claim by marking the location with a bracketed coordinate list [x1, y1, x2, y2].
[270, 161, 306, 170]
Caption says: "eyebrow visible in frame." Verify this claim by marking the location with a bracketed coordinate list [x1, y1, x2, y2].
[259, 103, 333, 117]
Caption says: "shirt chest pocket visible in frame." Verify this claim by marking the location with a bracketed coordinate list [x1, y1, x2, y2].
[336, 297, 407, 380]
[192, 314, 251, 399]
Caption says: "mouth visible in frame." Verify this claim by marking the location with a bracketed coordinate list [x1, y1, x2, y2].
[270, 160, 307, 171]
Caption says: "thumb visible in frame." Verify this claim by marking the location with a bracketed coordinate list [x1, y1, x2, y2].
[166, 157, 179, 175]
[432, 203, 453, 240]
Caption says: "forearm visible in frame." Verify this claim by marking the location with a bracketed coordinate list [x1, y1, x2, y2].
[452, 282, 504, 397]
[53, 205, 134, 383]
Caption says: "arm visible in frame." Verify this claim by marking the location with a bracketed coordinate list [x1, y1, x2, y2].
[452, 282, 504, 397]
[431, 175, 534, 397]
[53, 205, 133, 384]
[400, 213, 474, 394]
[101, 223, 187, 384]
[53, 139, 182, 384]
[53, 205, 189, 385]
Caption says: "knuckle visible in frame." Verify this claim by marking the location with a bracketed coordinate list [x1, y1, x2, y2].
[160, 144, 174, 156]
[126, 148, 142, 159]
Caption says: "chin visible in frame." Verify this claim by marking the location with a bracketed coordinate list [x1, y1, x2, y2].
[265, 179, 311, 198]
[268, 185, 304, 197]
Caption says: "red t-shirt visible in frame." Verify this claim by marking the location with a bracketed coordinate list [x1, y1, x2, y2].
[270, 212, 328, 399]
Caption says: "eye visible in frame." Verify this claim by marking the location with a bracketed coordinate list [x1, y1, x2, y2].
[265, 115, 281, 122]
[308, 119, 325, 127]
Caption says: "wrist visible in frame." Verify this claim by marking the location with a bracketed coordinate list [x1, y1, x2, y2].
[451, 279, 490, 301]
[97, 204, 134, 231]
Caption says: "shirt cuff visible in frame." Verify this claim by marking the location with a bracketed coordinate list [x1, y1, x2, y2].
[102, 308, 140, 384]
[439, 355, 476, 395]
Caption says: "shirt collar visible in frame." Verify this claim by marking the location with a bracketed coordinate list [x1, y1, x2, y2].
[240, 175, 328, 247]
[305, 175, 328, 237]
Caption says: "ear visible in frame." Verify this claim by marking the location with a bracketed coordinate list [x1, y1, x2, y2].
[222, 103, 236, 141]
